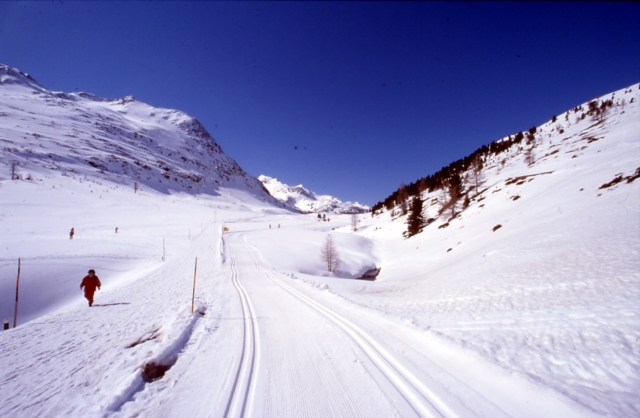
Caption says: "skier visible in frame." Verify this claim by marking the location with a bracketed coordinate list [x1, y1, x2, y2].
[115, 227, 119, 233]
[70, 227, 75, 239]
[80, 269, 101, 307]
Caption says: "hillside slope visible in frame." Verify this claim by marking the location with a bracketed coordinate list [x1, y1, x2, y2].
[0, 64, 274, 199]
[310, 82, 640, 416]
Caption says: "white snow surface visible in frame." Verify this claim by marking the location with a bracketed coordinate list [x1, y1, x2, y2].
[1, 68, 639, 418]
[0, 64, 275, 199]
[258, 174, 369, 214]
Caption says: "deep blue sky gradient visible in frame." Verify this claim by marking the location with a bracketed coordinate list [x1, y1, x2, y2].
[1, 2, 638, 205]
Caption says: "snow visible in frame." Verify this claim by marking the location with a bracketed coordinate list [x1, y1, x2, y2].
[259, 174, 370, 214]
[0, 64, 273, 198]
[1, 63, 639, 417]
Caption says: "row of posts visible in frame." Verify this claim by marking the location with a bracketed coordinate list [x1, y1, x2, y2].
[4, 238, 202, 332]
[4, 216, 218, 331]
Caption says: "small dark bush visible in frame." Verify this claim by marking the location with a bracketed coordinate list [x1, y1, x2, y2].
[492, 224, 502, 232]
[141, 362, 172, 383]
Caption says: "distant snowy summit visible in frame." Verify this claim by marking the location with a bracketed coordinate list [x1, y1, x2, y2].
[0, 64, 274, 199]
[258, 175, 369, 214]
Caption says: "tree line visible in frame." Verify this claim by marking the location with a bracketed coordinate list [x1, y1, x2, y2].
[371, 96, 620, 238]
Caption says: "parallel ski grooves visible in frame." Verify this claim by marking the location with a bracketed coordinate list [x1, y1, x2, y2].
[224, 252, 260, 418]
[246, 245, 458, 418]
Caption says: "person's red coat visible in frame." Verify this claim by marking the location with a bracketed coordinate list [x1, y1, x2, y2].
[80, 275, 101, 297]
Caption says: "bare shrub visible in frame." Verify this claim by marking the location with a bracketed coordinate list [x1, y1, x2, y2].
[11, 162, 19, 180]
[469, 156, 484, 196]
[524, 147, 535, 165]
[320, 234, 340, 272]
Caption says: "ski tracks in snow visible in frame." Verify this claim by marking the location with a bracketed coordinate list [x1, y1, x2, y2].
[224, 251, 261, 418]
[244, 244, 457, 418]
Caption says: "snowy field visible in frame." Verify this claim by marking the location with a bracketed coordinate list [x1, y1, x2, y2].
[0, 181, 607, 418]
[1, 78, 639, 417]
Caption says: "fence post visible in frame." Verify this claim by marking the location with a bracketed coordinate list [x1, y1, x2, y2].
[13, 258, 21, 328]
[191, 257, 198, 313]
[3, 320, 8, 331]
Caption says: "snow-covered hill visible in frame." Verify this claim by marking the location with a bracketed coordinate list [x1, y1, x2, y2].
[259, 174, 369, 214]
[0, 69, 638, 418]
[326, 81, 639, 416]
[0, 64, 273, 199]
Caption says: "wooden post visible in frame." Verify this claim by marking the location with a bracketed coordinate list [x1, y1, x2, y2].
[191, 257, 198, 313]
[13, 258, 21, 328]
[3, 320, 9, 331]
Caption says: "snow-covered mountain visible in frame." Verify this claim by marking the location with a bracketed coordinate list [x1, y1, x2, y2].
[1, 66, 638, 418]
[373, 82, 640, 234]
[346, 82, 640, 415]
[259, 174, 369, 214]
[0, 64, 273, 199]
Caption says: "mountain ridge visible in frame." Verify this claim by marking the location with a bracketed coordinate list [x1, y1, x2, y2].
[0, 63, 275, 201]
[372, 81, 640, 233]
[258, 174, 369, 214]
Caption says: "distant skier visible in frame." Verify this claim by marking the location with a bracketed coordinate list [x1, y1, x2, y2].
[80, 269, 101, 307]
[70, 227, 75, 239]
[115, 227, 119, 233]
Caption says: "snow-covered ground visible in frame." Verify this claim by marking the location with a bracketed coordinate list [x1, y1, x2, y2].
[259, 174, 369, 214]
[1, 68, 638, 417]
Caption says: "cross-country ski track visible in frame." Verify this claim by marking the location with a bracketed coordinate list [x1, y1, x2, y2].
[212, 226, 600, 418]
[0, 214, 605, 418]
[225, 251, 260, 418]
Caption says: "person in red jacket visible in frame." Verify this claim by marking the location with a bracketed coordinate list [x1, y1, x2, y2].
[80, 269, 101, 307]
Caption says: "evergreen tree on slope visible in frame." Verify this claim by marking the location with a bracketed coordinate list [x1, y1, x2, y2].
[405, 196, 425, 238]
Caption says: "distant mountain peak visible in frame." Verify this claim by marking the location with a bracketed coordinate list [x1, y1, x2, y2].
[259, 175, 369, 214]
[0, 64, 45, 92]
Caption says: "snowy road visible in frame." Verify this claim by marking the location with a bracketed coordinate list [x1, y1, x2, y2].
[239, 239, 450, 418]
[209, 228, 600, 418]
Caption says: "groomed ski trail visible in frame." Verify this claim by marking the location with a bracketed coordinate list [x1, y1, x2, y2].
[224, 251, 261, 418]
[244, 243, 458, 418]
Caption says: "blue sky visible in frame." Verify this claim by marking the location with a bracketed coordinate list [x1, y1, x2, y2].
[1, 2, 638, 205]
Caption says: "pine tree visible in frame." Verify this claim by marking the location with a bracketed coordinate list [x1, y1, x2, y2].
[405, 196, 425, 237]
[397, 183, 409, 215]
